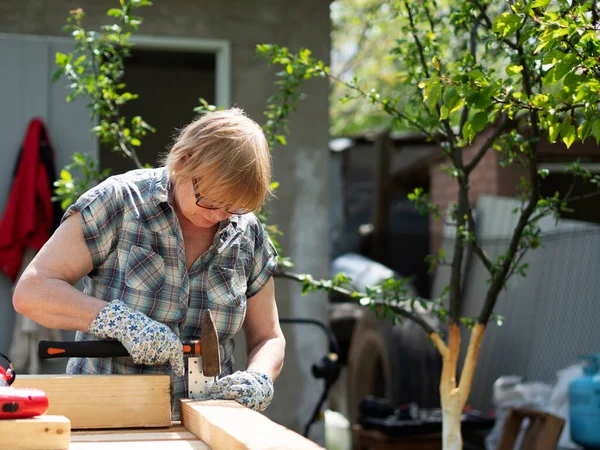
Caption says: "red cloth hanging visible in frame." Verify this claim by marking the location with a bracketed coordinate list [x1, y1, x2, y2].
[0, 118, 55, 282]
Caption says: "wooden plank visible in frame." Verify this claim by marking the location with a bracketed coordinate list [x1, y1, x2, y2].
[70, 430, 198, 442]
[181, 399, 324, 450]
[0, 415, 70, 450]
[69, 440, 210, 449]
[70, 425, 209, 450]
[71, 424, 189, 436]
[12, 375, 171, 429]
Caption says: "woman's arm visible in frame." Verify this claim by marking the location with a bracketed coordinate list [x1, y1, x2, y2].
[243, 277, 285, 380]
[13, 212, 107, 331]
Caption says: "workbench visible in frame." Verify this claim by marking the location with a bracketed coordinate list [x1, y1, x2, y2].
[6, 374, 324, 450]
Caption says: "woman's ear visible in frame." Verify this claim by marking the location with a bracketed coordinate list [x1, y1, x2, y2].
[174, 154, 190, 173]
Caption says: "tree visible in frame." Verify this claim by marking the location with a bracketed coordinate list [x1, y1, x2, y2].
[52, 1, 600, 449]
[257, 1, 600, 448]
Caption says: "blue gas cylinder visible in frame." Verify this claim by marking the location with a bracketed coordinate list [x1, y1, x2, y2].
[570, 355, 600, 449]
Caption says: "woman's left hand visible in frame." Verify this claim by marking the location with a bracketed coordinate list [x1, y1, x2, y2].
[207, 369, 274, 412]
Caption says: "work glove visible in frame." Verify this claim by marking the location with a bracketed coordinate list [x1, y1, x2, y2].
[88, 300, 185, 376]
[208, 369, 274, 412]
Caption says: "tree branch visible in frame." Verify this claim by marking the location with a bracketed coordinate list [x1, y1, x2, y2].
[275, 270, 441, 336]
[447, 150, 468, 323]
[478, 37, 541, 324]
[469, 0, 519, 51]
[328, 73, 435, 139]
[404, 1, 430, 80]
[460, 12, 485, 133]
[464, 112, 510, 174]
[403, 1, 456, 144]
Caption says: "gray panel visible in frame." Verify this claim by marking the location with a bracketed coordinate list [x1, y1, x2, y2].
[48, 41, 97, 173]
[19, 39, 49, 121]
[0, 37, 24, 215]
[0, 37, 29, 352]
[0, 35, 93, 362]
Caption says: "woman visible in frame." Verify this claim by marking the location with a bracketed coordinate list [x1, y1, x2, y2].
[13, 108, 286, 418]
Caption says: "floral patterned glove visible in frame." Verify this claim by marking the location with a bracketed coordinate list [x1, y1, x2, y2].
[207, 369, 274, 412]
[88, 300, 185, 376]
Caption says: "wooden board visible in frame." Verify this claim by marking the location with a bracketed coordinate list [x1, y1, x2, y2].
[12, 375, 171, 429]
[70, 425, 209, 449]
[181, 399, 324, 450]
[0, 415, 70, 450]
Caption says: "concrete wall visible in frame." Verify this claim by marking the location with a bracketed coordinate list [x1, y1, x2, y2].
[0, 0, 331, 441]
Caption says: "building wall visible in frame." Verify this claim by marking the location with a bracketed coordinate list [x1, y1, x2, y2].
[429, 130, 600, 255]
[0, 0, 331, 441]
[429, 128, 518, 254]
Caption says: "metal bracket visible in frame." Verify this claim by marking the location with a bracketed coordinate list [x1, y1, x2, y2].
[187, 356, 215, 400]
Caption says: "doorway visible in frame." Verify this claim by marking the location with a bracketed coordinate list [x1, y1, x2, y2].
[100, 48, 217, 173]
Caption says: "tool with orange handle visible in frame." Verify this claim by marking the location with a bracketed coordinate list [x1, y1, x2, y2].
[0, 352, 49, 419]
[38, 310, 221, 400]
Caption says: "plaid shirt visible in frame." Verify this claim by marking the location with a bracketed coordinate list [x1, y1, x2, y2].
[63, 168, 277, 416]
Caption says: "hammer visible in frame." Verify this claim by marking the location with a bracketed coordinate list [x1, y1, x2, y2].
[38, 310, 221, 400]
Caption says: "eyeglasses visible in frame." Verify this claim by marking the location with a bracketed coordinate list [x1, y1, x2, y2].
[192, 177, 251, 215]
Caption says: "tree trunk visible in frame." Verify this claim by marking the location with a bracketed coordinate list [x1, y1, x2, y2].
[436, 323, 486, 450]
[442, 394, 463, 450]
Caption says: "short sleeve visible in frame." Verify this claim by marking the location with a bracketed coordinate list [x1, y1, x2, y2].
[246, 218, 278, 298]
[61, 179, 123, 269]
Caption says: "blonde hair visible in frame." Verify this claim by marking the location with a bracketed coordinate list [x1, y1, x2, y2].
[163, 108, 272, 212]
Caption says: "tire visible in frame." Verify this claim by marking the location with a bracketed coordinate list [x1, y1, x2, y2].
[346, 308, 443, 425]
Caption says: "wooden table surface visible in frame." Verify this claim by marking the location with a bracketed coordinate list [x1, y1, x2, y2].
[69, 423, 210, 449]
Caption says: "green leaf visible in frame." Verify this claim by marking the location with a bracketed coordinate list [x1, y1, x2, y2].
[532, 0, 551, 8]
[432, 55, 441, 71]
[560, 119, 575, 149]
[450, 100, 465, 113]
[462, 120, 476, 143]
[442, 87, 460, 112]
[130, 138, 142, 147]
[592, 119, 600, 144]
[440, 106, 449, 120]
[55, 52, 68, 66]
[471, 112, 488, 132]
[548, 121, 560, 142]
[107, 8, 122, 18]
[60, 169, 72, 181]
[423, 79, 442, 114]
[492, 13, 521, 38]
[506, 65, 523, 76]
[578, 121, 592, 141]
[467, 70, 486, 82]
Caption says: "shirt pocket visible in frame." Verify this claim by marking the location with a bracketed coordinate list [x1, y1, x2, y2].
[124, 245, 166, 292]
[206, 266, 246, 307]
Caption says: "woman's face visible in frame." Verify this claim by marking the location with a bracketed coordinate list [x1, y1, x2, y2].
[173, 176, 232, 230]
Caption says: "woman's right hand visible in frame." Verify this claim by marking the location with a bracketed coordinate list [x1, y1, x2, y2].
[88, 300, 185, 376]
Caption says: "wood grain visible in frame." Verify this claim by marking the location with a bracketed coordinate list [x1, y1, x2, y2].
[12, 374, 171, 429]
[0, 415, 70, 450]
[181, 399, 324, 450]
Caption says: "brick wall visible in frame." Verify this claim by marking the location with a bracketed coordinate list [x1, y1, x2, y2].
[429, 129, 600, 254]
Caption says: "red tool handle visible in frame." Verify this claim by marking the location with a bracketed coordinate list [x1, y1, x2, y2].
[0, 387, 49, 419]
[38, 340, 202, 359]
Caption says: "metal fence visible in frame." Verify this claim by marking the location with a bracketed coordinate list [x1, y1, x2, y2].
[433, 196, 600, 410]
